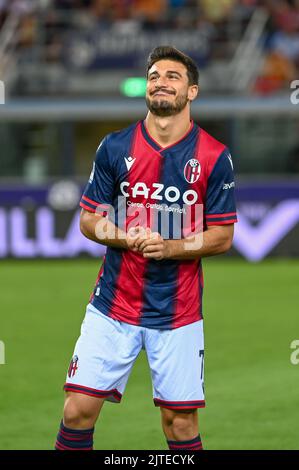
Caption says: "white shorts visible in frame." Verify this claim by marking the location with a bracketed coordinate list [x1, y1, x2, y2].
[64, 304, 205, 410]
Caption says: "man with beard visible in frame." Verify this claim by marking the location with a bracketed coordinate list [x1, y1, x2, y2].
[55, 46, 237, 451]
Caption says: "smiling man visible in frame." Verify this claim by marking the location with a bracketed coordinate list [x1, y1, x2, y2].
[146, 60, 193, 117]
[55, 46, 237, 451]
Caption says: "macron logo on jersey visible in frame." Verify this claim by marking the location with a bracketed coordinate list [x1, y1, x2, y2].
[124, 156, 136, 171]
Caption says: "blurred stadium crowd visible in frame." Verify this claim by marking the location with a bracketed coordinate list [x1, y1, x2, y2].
[0, 2, 298, 262]
[0, 1, 298, 181]
[0, 0, 299, 94]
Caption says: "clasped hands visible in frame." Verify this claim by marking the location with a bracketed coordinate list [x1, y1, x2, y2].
[126, 226, 171, 261]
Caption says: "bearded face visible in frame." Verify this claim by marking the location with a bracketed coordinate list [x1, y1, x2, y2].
[146, 60, 195, 117]
[145, 88, 189, 117]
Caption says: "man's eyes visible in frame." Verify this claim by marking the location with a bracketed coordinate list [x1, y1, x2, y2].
[149, 74, 180, 80]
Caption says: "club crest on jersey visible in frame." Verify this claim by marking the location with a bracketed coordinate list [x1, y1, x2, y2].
[68, 355, 79, 378]
[184, 159, 201, 184]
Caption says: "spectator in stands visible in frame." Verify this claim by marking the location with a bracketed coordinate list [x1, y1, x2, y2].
[254, 51, 296, 93]
[269, 9, 299, 67]
[132, 0, 167, 29]
[200, 0, 237, 22]
[254, 0, 299, 93]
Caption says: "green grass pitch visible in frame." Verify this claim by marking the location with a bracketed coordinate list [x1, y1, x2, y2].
[0, 258, 298, 450]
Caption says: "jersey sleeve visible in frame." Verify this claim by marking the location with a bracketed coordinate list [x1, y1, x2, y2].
[80, 137, 114, 214]
[205, 148, 238, 226]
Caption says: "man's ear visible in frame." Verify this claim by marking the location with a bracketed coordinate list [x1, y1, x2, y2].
[188, 85, 199, 101]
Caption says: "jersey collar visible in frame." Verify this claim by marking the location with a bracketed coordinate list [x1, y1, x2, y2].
[140, 119, 197, 153]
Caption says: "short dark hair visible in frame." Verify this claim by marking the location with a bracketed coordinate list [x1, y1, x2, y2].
[146, 45, 199, 86]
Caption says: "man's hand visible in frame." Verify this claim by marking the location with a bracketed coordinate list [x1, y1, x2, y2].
[126, 227, 171, 260]
[126, 226, 146, 252]
[125, 224, 234, 260]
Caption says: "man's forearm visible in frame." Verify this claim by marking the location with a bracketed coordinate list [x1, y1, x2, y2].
[80, 214, 129, 250]
[80, 210, 234, 259]
[165, 228, 233, 260]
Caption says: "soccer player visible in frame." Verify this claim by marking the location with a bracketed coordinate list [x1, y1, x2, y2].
[55, 45, 237, 451]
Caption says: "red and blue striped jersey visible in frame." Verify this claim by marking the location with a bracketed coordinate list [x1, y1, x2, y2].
[80, 120, 237, 329]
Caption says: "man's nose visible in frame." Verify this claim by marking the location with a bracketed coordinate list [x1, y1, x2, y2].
[155, 76, 168, 87]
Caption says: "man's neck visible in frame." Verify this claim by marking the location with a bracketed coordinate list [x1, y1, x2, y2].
[144, 108, 192, 148]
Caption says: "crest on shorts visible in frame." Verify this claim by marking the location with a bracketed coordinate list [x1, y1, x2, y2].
[68, 355, 79, 378]
[184, 159, 201, 184]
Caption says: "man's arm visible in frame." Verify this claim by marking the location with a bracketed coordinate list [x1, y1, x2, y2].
[80, 209, 147, 252]
[135, 224, 234, 260]
[168, 224, 234, 259]
[80, 209, 234, 259]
